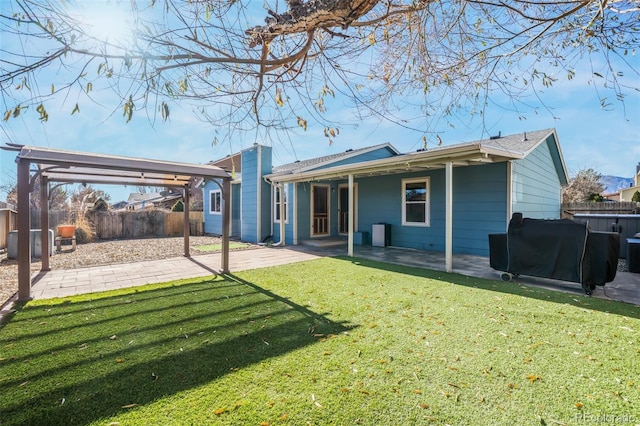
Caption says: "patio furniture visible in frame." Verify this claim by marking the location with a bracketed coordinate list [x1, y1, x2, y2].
[55, 235, 77, 252]
[489, 213, 620, 295]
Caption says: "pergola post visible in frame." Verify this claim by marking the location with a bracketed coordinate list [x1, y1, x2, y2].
[183, 185, 190, 257]
[40, 175, 50, 271]
[221, 178, 231, 273]
[17, 158, 32, 301]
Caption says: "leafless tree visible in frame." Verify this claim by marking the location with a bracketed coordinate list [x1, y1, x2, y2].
[1, 0, 638, 144]
[562, 168, 605, 202]
[3, 177, 68, 209]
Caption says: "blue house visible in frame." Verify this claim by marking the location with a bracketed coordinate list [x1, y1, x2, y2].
[204, 128, 569, 270]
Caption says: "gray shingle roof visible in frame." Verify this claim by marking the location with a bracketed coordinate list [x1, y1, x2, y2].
[273, 143, 397, 174]
[480, 128, 555, 154]
[433, 128, 555, 156]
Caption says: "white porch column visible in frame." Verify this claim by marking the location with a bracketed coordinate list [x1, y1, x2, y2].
[506, 161, 513, 225]
[279, 184, 285, 246]
[445, 161, 453, 273]
[293, 183, 298, 245]
[348, 174, 354, 257]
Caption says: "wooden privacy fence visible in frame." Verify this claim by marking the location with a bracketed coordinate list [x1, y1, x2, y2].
[562, 202, 640, 218]
[0, 209, 18, 251]
[90, 210, 204, 239]
[28, 209, 204, 240]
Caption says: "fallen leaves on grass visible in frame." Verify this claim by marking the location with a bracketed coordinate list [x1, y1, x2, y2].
[526, 374, 542, 382]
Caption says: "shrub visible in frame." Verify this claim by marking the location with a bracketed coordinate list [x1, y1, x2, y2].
[74, 215, 96, 244]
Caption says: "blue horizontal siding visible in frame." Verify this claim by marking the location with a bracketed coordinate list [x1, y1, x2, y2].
[296, 182, 312, 241]
[203, 180, 224, 235]
[240, 147, 259, 242]
[512, 136, 562, 219]
[347, 163, 509, 256]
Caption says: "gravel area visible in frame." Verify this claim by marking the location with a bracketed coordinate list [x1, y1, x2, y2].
[0, 236, 254, 307]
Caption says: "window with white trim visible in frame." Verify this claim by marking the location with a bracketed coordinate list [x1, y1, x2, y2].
[209, 190, 221, 215]
[274, 185, 288, 223]
[402, 178, 430, 226]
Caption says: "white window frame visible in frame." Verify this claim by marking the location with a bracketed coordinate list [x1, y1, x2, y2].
[209, 189, 222, 215]
[273, 184, 288, 223]
[402, 177, 430, 227]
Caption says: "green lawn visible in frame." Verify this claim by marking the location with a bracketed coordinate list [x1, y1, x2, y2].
[1, 257, 638, 425]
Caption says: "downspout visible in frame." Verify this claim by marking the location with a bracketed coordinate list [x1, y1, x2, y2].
[263, 177, 285, 246]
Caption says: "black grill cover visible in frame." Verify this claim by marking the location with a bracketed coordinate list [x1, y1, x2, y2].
[508, 217, 587, 283]
[489, 214, 620, 291]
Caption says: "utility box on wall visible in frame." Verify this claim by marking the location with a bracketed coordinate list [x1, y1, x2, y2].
[372, 223, 391, 247]
[7, 229, 55, 259]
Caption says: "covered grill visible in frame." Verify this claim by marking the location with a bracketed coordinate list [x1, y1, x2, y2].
[489, 213, 620, 295]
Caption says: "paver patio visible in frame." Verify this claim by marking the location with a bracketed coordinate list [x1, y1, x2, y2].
[27, 245, 640, 303]
[1, 245, 638, 322]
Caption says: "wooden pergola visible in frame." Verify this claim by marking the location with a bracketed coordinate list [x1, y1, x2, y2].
[1, 144, 232, 301]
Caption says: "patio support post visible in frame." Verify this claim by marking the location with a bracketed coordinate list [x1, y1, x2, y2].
[183, 185, 190, 257]
[17, 157, 32, 301]
[445, 161, 453, 273]
[506, 161, 513, 225]
[348, 174, 354, 257]
[40, 175, 50, 271]
[279, 184, 285, 246]
[221, 178, 231, 273]
[293, 183, 298, 245]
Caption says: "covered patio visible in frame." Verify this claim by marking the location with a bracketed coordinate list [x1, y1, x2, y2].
[1, 144, 232, 301]
[265, 141, 531, 272]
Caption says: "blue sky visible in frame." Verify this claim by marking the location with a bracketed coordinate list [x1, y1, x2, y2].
[1, 2, 639, 203]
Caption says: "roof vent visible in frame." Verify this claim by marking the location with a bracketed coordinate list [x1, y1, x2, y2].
[294, 160, 301, 163]
[345, 148, 353, 152]
[489, 131, 502, 140]
[522, 132, 528, 141]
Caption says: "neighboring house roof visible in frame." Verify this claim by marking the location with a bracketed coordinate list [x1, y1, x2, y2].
[112, 201, 128, 210]
[273, 143, 400, 174]
[126, 191, 183, 209]
[209, 151, 242, 174]
[267, 128, 568, 185]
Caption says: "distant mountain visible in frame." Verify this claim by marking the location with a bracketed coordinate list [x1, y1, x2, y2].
[600, 175, 634, 194]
